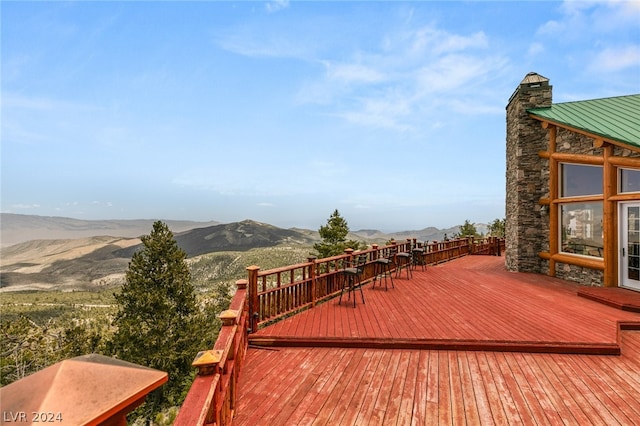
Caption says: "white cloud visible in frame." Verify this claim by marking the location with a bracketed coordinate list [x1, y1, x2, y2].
[429, 31, 489, 55]
[528, 42, 545, 57]
[393, 25, 489, 57]
[324, 62, 386, 84]
[215, 32, 309, 59]
[415, 54, 508, 96]
[265, 0, 289, 13]
[538, 0, 640, 37]
[295, 23, 507, 131]
[3, 93, 88, 111]
[338, 96, 412, 131]
[590, 45, 640, 72]
[536, 19, 564, 36]
[92, 201, 114, 208]
[447, 98, 504, 115]
[8, 203, 41, 210]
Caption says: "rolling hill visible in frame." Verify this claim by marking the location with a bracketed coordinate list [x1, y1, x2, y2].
[0, 214, 480, 292]
[0, 218, 320, 292]
[0, 213, 219, 247]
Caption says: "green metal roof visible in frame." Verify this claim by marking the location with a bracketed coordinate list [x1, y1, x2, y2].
[528, 94, 640, 149]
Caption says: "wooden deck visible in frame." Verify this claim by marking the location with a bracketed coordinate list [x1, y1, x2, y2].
[234, 256, 640, 425]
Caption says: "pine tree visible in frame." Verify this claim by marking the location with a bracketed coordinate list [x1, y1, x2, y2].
[488, 218, 506, 237]
[313, 209, 364, 258]
[455, 219, 480, 238]
[110, 221, 201, 412]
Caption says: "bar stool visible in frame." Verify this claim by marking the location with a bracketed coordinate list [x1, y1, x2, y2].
[339, 253, 367, 307]
[412, 241, 428, 271]
[395, 243, 413, 279]
[373, 248, 395, 290]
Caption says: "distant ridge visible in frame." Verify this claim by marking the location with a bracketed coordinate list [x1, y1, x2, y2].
[117, 219, 319, 258]
[1, 213, 484, 249]
[0, 213, 219, 247]
[0, 215, 487, 292]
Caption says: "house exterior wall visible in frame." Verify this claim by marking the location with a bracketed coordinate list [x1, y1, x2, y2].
[554, 263, 604, 286]
[505, 73, 640, 287]
[553, 130, 604, 285]
[615, 146, 640, 158]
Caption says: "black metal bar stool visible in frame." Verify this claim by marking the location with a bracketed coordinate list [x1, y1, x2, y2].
[339, 253, 367, 307]
[395, 244, 413, 279]
[412, 241, 428, 271]
[373, 248, 395, 290]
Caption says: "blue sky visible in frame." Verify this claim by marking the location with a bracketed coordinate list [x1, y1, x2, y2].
[2, 1, 639, 231]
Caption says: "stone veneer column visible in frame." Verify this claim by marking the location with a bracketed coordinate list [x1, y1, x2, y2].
[505, 72, 552, 272]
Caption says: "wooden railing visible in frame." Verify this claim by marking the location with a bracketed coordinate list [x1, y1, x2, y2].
[472, 236, 505, 256]
[248, 238, 483, 330]
[174, 279, 249, 426]
[175, 237, 504, 425]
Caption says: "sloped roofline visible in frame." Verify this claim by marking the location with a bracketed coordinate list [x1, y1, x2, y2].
[528, 94, 640, 151]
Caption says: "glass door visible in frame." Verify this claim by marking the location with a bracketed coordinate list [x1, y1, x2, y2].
[620, 202, 640, 291]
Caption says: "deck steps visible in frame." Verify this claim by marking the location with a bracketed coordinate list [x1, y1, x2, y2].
[249, 335, 621, 355]
[577, 286, 640, 312]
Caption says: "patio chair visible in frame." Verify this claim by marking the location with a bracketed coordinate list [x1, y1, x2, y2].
[339, 253, 367, 307]
[373, 247, 395, 290]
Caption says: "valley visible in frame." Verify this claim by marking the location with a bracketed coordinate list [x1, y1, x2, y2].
[1, 213, 469, 294]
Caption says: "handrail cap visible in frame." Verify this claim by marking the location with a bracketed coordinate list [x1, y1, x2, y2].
[219, 309, 239, 325]
[192, 350, 223, 375]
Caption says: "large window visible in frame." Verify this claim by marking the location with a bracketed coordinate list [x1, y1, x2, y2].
[560, 203, 603, 257]
[560, 163, 602, 197]
[559, 164, 603, 258]
[620, 168, 640, 193]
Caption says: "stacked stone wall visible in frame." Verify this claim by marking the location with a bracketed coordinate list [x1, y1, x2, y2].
[555, 263, 604, 286]
[614, 146, 640, 159]
[556, 129, 602, 156]
[505, 82, 551, 273]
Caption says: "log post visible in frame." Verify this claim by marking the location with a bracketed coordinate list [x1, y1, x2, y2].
[247, 265, 260, 334]
[603, 144, 617, 287]
[548, 124, 558, 277]
[307, 256, 317, 307]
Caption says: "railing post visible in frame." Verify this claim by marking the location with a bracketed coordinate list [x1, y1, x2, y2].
[307, 256, 317, 307]
[247, 265, 260, 334]
[371, 244, 379, 261]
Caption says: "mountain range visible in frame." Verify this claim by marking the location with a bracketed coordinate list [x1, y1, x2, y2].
[0, 214, 484, 292]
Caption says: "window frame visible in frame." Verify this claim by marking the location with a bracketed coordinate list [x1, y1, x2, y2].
[559, 201, 604, 259]
[619, 167, 640, 194]
[559, 162, 603, 198]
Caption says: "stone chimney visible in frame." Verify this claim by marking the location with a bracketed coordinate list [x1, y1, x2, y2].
[505, 72, 552, 272]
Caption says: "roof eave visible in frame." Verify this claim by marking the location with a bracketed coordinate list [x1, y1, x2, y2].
[528, 113, 640, 153]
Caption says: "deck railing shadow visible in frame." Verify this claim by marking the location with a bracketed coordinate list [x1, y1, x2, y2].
[174, 236, 505, 425]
